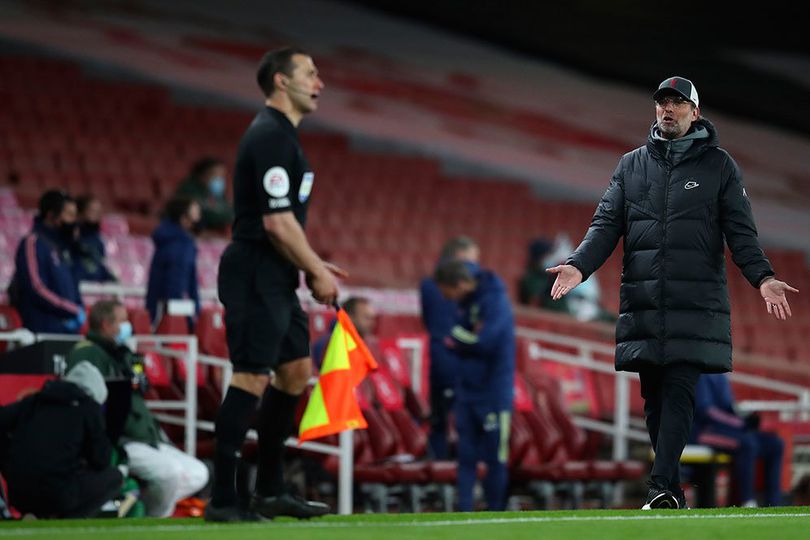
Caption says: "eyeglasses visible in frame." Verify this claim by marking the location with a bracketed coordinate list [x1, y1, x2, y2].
[655, 96, 691, 107]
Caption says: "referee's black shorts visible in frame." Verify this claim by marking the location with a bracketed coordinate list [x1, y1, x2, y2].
[217, 241, 310, 374]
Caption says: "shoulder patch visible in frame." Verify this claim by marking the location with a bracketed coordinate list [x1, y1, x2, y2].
[299, 172, 314, 203]
[263, 166, 290, 198]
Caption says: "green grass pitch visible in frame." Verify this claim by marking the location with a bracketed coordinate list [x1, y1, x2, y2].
[1, 507, 809, 540]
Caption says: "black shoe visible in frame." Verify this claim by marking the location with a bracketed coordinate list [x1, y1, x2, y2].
[251, 493, 331, 519]
[672, 490, 689, 510]
[204, 503, 264, 522]
[641, 488, 679, 510]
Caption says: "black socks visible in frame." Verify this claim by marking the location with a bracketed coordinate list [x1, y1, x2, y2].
[255, 386, 301, 497]
[211, 386, 259, 507]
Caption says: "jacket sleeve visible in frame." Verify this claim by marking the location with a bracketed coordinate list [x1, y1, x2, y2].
[450, 290, 513, 357]
[0, 398, 28, 436]
[566, 160, 626, 281]
[82, 403, 114, 470]
[719, 155, 774, 288]
[15, 235, 82, 318]
[419, 278, 446, 340]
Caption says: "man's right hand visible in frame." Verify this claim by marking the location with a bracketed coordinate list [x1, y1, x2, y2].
[307, 268, 339, 305]
[546, 265, 583, 300]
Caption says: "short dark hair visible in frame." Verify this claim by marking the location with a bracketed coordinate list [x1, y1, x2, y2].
[188, 157, 224, 182]
[439, 236, 477, 261]
[256, 47, 309, 97]
[75, 194, 98, 216]
[434, 259, 474, 287]
[38, 189, 72, 220]
[89, 299, 123, 332]
[343, 296, 370, 317]
[164, 196, 197, 223]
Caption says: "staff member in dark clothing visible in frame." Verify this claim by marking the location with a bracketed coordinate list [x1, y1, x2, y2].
[420, 236, 479, 459]
[206, 47, 344, 523]
[10, 190, 85, 333]
[0, 362, 122, 518]
[74, 195, 116, 283]
[547, 76, 799, 509]
[435, 259, 515, 512]
[145, 196, 201, 329]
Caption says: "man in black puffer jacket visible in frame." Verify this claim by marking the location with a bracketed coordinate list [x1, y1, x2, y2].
[547, 76, 799, 509]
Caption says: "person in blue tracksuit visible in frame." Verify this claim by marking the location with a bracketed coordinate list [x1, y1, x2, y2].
[11, 190, 85, 334]
[420, 236, 479, 459]
[145, 196, 201, 329]
[692, 373, 784, 507]
[434, 258, 515, 512]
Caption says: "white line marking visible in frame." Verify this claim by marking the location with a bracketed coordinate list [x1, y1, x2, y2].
[1, 513, 810, 537]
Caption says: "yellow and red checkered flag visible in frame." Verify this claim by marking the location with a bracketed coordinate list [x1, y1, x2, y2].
[298, 308, 378, 442]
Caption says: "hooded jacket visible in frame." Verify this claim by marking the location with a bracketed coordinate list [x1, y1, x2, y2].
[0, 371, 112, 490]
[567, 118, 773, 373]
[145, 219, 199, 324]
[449, 264, 516, 410]
[11, 218, 83, 333]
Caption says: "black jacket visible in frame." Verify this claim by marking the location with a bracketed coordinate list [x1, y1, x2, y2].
[0, 380, 113, 490]
[567, 118, 773, 373]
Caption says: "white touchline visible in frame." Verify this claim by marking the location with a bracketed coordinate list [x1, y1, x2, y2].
[2, 513, 810, 537]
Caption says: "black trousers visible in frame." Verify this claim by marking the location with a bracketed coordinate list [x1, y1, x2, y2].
[639, 362, 702, 492]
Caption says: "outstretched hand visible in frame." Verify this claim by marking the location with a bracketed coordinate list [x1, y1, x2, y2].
[760, 278, 799, 321]
[546, 265, 583, 301]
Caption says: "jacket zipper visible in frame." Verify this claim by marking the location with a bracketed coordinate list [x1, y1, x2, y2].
[661, 161, 672, 356]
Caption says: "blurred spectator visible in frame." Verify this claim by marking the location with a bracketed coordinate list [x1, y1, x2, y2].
[692, 373, 784, 507]
[518, 238, 554, 307]
[73, 194, 117, 283]
[435, 259, 515, 512]
[9, 189, 85, 333]
[420, 236, 480, 459]
[175, 157, 233, 234]
[0, 361, 123, 518]
[522, 235, 615, 323]
[312, 297, 376, 371]
[145, 197, 201, 329]
[66, 300, 209, 517]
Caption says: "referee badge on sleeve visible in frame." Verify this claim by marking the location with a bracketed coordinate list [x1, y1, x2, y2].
[263, 166, 291, 209]
[299, 172, 314, 203]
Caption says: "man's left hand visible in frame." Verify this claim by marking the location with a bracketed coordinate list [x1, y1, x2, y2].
[759, 278, 799, 320]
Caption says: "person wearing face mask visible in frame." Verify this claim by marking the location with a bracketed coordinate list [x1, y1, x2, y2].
[546, 76, 800, 510]
[9, 189, 85, 333]
[73, 194, 117, 283]
[65, 299, 209, 517]
[145, 196, 201, 330]
[175, 157, 234, 234]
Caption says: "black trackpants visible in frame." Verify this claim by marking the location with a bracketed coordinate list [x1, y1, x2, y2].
[639, 362, 702, 492]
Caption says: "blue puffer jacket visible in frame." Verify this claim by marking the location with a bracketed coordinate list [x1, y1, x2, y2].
[449, 264, 516, 410]
[145, 219, 199, 324]
[12, 219, 83, 333]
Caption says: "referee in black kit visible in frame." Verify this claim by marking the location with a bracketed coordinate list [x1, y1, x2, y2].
[206, 47, 346, 522]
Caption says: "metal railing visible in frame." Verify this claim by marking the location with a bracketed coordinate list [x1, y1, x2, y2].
[517, 327, 810, 463]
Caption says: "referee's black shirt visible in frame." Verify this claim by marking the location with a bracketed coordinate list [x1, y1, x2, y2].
[230, 106, 315, 275]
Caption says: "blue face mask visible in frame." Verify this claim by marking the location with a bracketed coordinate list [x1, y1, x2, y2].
[115, 321, 133, 344]
[209, 176, 226, 197]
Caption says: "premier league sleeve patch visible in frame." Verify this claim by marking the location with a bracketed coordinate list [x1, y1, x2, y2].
[299, 172, 314, 203]
[263, 166, 291, 210]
